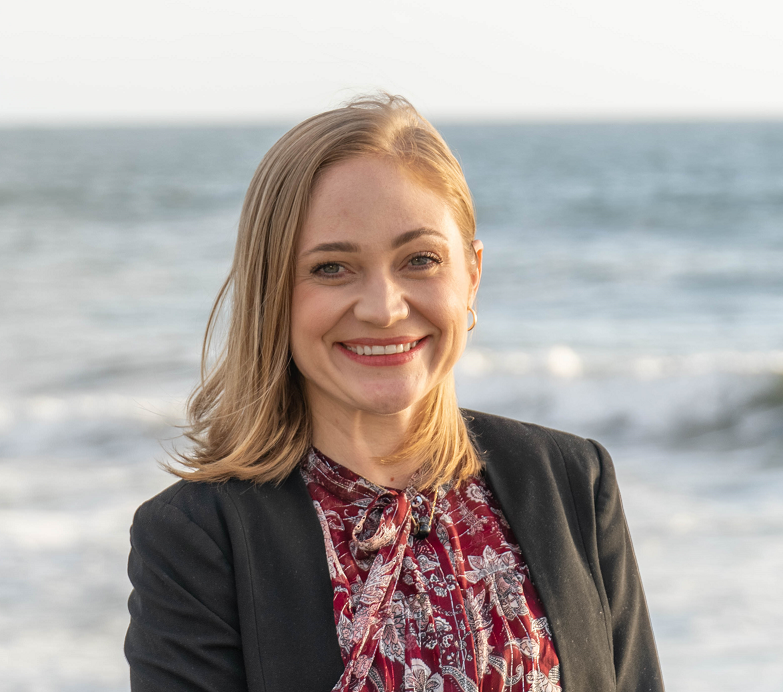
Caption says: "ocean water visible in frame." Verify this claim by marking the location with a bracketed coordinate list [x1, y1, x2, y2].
[1, 122, 782, 691]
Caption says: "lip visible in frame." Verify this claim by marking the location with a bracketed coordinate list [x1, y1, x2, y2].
[341, 336, 421, 347]
[337, 336, 428, 366]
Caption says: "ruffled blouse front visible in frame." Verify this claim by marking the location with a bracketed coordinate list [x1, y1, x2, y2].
[300, 448, 562, 692]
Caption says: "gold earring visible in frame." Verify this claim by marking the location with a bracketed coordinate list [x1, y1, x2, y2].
[467, 306, 477, 331]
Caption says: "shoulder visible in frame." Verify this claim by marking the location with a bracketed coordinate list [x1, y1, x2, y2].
[135, 476, 252, 522]
[130, 478, 258, 564]
[462, 408, 606, 489]
[130, 471, 315, 561]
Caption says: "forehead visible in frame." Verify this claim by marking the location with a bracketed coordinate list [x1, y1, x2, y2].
[298, 156, 460, 250]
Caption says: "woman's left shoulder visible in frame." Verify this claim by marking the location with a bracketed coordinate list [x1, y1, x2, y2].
[461, 407, 611, 484]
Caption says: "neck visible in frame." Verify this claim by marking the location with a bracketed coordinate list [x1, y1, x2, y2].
[307, 392, 422, 490]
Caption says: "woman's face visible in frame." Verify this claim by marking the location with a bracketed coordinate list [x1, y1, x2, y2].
[290, 156, 482, 421]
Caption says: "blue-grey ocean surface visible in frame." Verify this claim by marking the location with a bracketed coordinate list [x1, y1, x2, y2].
[1, 123, 782, 691]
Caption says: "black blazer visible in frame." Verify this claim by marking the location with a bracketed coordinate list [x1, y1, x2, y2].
[125, 410, 664, 692]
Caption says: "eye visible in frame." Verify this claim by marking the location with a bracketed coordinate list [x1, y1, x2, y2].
[310, 262, 345, 278]
[408, 252, 442, 269]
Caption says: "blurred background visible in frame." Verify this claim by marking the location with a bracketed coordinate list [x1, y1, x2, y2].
[2, 1, 783, 690]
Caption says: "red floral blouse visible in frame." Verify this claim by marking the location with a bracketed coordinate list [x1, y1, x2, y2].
[300, 448, 562, 692]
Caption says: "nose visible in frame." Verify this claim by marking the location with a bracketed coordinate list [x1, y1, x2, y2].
[353, 272, 409, 328]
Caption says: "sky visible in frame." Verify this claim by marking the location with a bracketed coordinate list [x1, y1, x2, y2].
[2, 0, 783, 123]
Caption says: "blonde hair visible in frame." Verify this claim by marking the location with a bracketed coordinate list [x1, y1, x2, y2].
[168, 93, 482, 490]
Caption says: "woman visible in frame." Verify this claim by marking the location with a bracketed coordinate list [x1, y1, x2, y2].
[125, 94, 664, 692]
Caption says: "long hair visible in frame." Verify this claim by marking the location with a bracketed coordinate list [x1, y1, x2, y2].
[167, 93, 482, 490]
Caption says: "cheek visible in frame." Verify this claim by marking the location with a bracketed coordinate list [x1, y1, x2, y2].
[290, 285, 328, 361]
[290, 283, 350, 365]
[423, 278, 470, 331]
[416, 288, 468, 362]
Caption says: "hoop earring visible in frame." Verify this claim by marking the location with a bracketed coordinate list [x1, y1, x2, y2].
[467, 305, 477, 331]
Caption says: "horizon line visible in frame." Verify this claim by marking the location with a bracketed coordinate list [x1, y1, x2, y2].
[3, 112, 783, 129]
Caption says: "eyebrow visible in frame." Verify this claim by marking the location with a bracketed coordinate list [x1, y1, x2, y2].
[302, 227, 447, 256]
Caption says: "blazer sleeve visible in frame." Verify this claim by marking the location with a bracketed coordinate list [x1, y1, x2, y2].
[589, 440, 664, 691]
[125, 497, 248, 692]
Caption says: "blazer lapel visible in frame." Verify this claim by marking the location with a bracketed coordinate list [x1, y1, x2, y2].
[465, 410, 616, 692]
[229, 472, 345, 692]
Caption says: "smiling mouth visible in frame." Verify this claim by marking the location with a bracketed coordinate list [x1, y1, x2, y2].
[342, 340, 421, 356]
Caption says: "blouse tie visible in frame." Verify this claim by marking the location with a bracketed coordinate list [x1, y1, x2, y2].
[338, 489, 421, 689]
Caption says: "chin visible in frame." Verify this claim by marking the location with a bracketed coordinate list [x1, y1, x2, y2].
[357, 399, 416, 417]
[353, 389, 425, 417]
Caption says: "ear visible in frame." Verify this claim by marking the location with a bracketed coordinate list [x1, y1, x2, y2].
[468, 239, 483, 305]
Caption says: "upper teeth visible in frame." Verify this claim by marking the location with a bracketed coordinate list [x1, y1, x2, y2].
[345, 340, 420, 356]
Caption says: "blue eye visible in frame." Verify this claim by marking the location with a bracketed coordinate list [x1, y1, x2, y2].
[311, 262, 344, 277]
[410, 253, 441, 268]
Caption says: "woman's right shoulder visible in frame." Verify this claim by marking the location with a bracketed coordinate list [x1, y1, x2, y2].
[130, 471, 315, 556]
[135, 477, 248, 523]
[130, 479, 255, 562]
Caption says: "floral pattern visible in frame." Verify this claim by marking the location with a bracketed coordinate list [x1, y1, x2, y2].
[301, 448, 561, 692]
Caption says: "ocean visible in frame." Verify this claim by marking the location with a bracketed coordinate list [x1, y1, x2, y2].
[1, 122, 782, 690]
